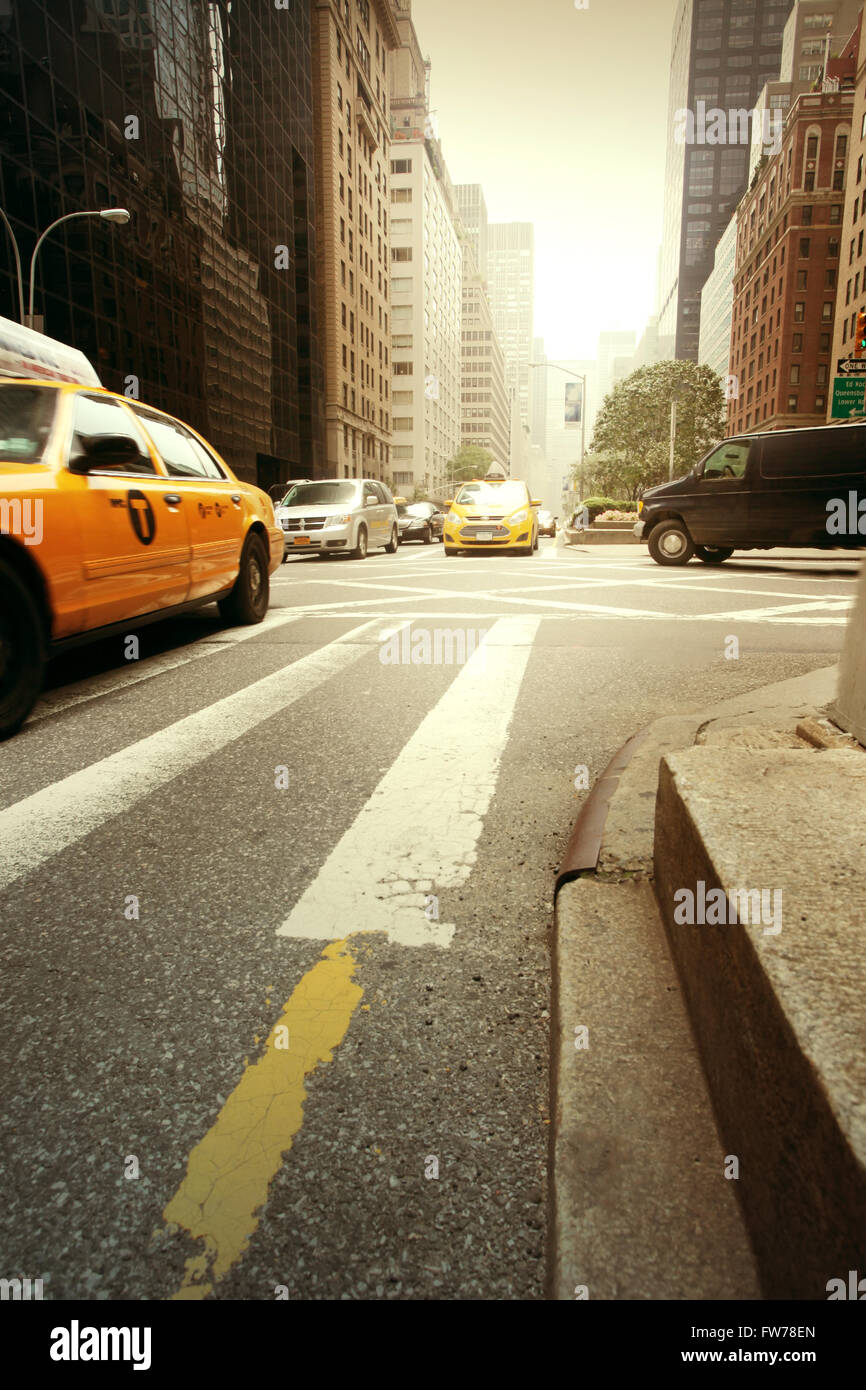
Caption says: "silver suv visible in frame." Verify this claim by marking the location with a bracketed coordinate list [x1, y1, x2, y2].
[276, 478, 399, 561]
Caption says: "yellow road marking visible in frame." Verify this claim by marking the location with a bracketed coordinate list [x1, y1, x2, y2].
[163, 939, 363, 1300]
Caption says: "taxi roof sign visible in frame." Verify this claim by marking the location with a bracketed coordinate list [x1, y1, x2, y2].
[0, 314, 101, 387]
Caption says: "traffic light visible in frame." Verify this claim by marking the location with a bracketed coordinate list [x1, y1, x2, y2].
[857, 309, 866, 358]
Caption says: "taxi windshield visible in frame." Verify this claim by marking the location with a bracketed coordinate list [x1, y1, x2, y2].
[455, 481, 527, 509]
[281, 481, 358, 507]
[0, 384, 57, 463]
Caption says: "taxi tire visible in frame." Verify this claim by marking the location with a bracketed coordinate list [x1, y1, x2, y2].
[0, 558, 46, 740]
[352, 526, 368, 560]
[385, 525, 398, 554]
[444, 545, 457, 556]
[218, 531, 270, 625]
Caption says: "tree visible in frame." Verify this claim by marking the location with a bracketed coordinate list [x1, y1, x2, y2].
[446, 444, 495, 484]
[581, 360, 726, 501]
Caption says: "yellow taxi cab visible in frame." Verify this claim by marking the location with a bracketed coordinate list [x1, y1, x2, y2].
[0, 316, 283, 738]
[443, 465, 541, 555]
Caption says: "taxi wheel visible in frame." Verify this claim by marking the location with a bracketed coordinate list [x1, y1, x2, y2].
[0, 558, 46, 739]
[218, 531, 270, 625]
[351, 526, 368, 560]
[385, 525, 398, 554]
[444, 545, 457, 556]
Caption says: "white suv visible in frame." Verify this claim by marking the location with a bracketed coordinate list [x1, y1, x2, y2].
[276, 478, 399, 561]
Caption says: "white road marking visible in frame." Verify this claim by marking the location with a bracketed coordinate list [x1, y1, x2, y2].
[29, 608, 307, 724]
[276, 616, 540, 949]
[0, 620, 390, 894]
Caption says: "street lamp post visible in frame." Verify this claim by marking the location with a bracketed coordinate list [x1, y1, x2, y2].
[528, 359, 587, 504]
[0, 207, 25, 324]
[26, 208, 130, 329]
[668, 380, 699, 481]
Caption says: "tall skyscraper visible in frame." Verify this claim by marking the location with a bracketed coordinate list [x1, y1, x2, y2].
[460, 240, 511, 469]
[657, 0, 794, 362]
[310, 0, 400, 480]
[455, 184, 489, 282]
[388, 0, 462, 496]
[0, 0, 326, 486]
[487, 222, 535, 429]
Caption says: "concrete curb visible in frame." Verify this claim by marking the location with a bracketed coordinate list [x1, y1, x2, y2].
[549, 664, 842, 1301]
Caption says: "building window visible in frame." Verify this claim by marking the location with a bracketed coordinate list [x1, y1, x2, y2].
[787, 395, 798, 411]
[794, 302, 805, 321]
[822, 301, 833, 321]
[833, 170, 845, 191]
[802, 205, 813, 225]
[816, 364, 828, 385]
[804, 172, 815, 192]
[825, 268, 836, 288]
[797, 270, 808, 289]
[391, 246, 412, 262]
[830, 205, 842, 224]
[790, 365, 800, 384]
[816, 395, 826, 411]
[391, 159, 413, 174]
[792, 333, 803, 352]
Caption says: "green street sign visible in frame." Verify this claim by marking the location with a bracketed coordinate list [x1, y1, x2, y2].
[832, 376, 866, 419]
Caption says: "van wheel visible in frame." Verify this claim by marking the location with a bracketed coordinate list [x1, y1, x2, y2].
[218, 531, 270, 624]
[648, 520, 694, 566]
[352, 525, 368, 560]
[695, 546, 733, 565]
[385, 525, 398, 553]
[0, 558, 46, 739]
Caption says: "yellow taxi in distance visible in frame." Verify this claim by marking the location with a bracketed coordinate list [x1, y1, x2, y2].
[443, 468, 541, 556]
[0, 334, 282, 739]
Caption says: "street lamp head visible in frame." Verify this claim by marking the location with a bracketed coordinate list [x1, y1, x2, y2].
[99, 208, 130, 224]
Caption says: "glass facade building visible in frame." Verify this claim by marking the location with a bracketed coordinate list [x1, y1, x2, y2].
[657, 0, 794, 362]
[0, 0, 325, 486]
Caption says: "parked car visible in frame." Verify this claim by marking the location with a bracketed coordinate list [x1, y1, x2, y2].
[536, 509, 557, 537]
[635, 422, 866, 566]
[0, 367, 283, 739]
[396, 500, 444, 543]
[277, 477, 398, 560]
[443, 472, 541, 555]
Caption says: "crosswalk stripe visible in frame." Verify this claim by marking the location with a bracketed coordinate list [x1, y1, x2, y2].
[0, 619, 387, 895]
[276, 615, 540, 948]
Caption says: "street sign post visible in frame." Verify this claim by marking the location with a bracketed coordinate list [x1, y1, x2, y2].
[832, 376, 866, 418]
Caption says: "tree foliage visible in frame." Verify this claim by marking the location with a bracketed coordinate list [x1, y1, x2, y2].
[447, 443, 495, 483]
[580, 361, 726, 501]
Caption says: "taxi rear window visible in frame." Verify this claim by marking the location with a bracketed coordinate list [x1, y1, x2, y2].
[0, 384, 57, 463]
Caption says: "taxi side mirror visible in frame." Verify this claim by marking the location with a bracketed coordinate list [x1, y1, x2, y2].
[69, 433, 144, 473]
[364, 494, 378, 506]
[531, 499, 543, 508]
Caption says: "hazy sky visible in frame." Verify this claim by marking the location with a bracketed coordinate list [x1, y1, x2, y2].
[411, 0, 679, 360]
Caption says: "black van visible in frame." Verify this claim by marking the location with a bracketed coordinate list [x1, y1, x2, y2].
[634, 422, 866, 565]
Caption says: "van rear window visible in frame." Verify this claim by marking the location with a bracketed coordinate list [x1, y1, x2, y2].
[760, 429, 866, 479]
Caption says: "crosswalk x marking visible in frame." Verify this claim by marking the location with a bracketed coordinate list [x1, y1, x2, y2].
[0, 620, 386, 894]
[276, 616, 540, 949]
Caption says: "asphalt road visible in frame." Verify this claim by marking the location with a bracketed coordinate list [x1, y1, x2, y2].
[0, 537, 858, 1300]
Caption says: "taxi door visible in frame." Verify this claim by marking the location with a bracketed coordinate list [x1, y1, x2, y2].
[129, 405, 245, 600]
[66, 392, 191, 629]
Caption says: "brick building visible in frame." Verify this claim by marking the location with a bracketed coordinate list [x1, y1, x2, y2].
[728, 87, 854, 433]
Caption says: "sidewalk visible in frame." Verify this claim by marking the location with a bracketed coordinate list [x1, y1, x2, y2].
[549, 663, 866, 1300]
